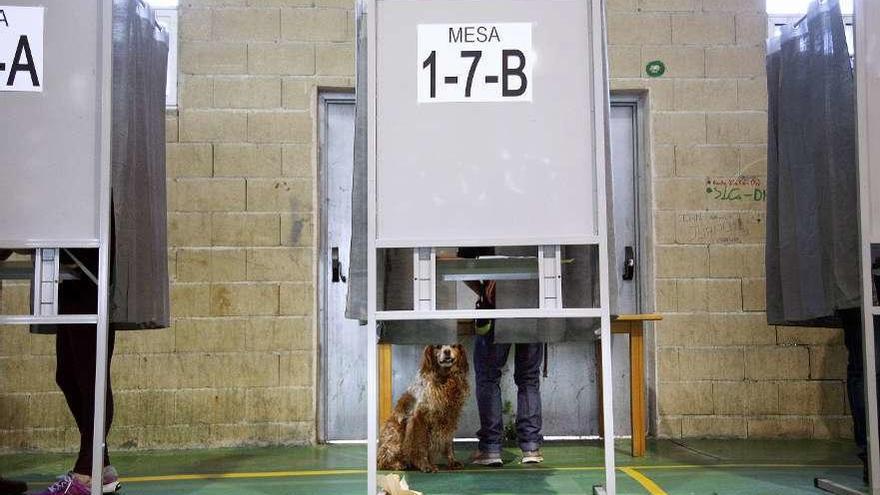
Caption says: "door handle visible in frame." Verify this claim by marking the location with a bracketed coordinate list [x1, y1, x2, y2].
[622, 246, 635, 281]
[332, 247, 346, 283]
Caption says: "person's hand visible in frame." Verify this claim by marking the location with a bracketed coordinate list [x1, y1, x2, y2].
[0, 249, 32, 262]
[484, 280, 496, 305]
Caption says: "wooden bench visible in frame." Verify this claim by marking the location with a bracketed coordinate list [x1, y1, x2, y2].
[377, 313, 662, 458]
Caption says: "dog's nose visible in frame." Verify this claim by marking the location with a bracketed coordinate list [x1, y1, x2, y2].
[443, 348, 451, 357]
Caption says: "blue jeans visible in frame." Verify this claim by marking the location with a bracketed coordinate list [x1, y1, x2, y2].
[840, 308, 880, 456]
[474, 329, 543, 453]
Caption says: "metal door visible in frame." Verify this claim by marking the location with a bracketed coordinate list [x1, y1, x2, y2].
[610, 102, 642, 315]
[320, 98, 644, 439]
[318, 93, 363, 441]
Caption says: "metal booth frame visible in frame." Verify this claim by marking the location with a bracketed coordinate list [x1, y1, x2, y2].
[818, 2, 880, 494]
[363, 0, 618, 493]
[854, 0, 880, 492]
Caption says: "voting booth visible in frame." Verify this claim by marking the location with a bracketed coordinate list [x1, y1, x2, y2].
[855, 0, 880, 492]
[0, 2, 168, 494]
[0, 3, 112, 495]
[363, 0, 617, 492]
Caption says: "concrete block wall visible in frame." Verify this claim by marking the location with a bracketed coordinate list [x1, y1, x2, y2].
[123, 0, 357, 448]
[0, 0, 854, 451]
[608, 0, 852, 439]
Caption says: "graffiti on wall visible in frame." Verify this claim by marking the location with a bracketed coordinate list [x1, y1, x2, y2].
[705, 176, 766, 203]
[676, 211, 764, 244]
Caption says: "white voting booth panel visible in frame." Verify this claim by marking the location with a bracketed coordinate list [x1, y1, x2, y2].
[0, 2, 113, 495]
[856, 0, 880, 492]
[0, 1, 106, 247]
[861, 2, 880, 248]
[366, 0, 616, 493]
[375, 0, 598, 247]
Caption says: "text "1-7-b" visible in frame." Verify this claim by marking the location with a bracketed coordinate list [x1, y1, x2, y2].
[421, 49, 527, 99]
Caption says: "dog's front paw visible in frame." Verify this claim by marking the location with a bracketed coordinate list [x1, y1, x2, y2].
[419, 464, 439, 473]
[380, 461, 406, 471]
[446, 460, 463, 471]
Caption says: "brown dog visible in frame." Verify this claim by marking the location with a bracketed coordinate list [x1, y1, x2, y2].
[378, 344, 470, 473]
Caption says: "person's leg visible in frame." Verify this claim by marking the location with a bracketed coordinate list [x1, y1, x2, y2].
[43, 264, 116, 494]
[474, 329, 511, 455]
[0, 476, 27, 495]
[57, 327, 87, 443]
[839, 308, 880, 483]
[38, 326, 115, 495]
[69, 327, 115, 476]
[55, 257, 115, 478]
[841, 308, 868, 455]
[513, 342, 543, 454]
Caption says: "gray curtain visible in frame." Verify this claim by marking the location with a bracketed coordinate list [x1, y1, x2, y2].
[30, 0, 169, 334]
[346, 0, 369, 322]
[109, 0, 170, 329]
[765, 0, 860, 326]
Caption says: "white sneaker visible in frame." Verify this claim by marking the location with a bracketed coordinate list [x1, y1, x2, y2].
[101, 466, 121, 493]
[470, 450, 503, 467]
[55, 467, 121, 493]
[521, 450, 544, 464]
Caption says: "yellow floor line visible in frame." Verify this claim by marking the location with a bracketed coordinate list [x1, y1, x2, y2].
[122, 469, 365, 483]
[630, 463, 862, 470]
[115, 463, 862, 484]
[620, 467, 668, 495]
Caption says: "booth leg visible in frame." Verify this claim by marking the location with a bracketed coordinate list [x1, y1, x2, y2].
[91, 242, 111, 495]
[600, 323, 616, 494]
[92, 0, 113, 491]
[90, 322, 109, 495]
[368, 323, 378, 494]
[815, 477, 869, 495]
[596, 341, 604, 438]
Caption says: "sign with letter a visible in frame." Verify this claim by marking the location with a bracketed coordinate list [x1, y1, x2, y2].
[0, 6, 44, 92]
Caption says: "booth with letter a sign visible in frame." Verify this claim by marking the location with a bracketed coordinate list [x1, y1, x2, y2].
[362, 0, 618, 492]
[0, 3, 113, 495]
[0, 2, 171, 495]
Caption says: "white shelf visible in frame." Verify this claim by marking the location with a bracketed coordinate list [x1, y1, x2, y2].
[0, 261, 82, 281]
[436, 257, 539, 282]
[377, 308, 603, 321]
[0, 315, 99, 325]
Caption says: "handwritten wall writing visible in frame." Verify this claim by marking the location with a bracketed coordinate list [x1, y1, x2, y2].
[705, 176, 766, 203]
[676, 211, 764, 244]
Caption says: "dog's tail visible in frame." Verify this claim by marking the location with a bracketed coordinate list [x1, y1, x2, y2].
[378, 392, 418, 471]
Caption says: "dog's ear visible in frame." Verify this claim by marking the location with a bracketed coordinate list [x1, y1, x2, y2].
[420, 345, 437, 375]
[452, 344, 469, 375]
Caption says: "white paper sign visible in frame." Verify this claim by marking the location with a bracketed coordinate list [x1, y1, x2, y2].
[417, 22, 533, 103]
[0, 6, 44, 92]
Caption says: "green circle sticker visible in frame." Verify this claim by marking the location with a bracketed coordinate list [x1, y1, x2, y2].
[646, 60, 666, 78]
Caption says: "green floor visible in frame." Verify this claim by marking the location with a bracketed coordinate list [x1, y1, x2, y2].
[0, 439, 868, 494]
